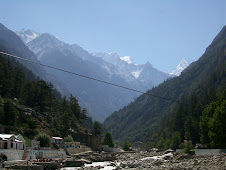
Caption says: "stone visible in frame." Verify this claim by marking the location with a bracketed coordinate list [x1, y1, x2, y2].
[176, 153, 191, 160]
[164, 149, 174, 154]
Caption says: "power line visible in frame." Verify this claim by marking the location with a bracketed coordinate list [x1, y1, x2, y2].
[0, 51, 179, 103]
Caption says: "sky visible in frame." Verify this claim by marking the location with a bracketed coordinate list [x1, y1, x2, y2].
[1, 0, 225, 73]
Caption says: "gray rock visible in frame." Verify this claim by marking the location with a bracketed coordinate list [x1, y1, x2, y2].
[176, 153, 191, 160]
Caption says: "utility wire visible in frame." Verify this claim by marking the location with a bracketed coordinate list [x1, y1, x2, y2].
[0, 51, 179, 103]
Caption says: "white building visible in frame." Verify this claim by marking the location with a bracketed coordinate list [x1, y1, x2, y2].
[0, 134, 26, 150]
[51, 137, 63, 144]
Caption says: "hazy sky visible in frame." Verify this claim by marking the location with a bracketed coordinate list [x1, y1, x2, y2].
[1, 0, 225, 72]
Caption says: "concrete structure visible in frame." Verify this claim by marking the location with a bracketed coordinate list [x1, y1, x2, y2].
[51, 137, 63, 144]
[194, 149, 226, 156]
[31, 140, 40, 150]
[0, 149, 67, 161]
[0, 134, 26, 150]
[100, 145, 121, 152]
[176, 149, 226, 156]
[60, 142, 80, 149]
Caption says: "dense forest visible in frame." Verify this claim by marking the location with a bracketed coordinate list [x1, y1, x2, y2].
[0, 53, 91, 140]
[104, 25, 226, 149]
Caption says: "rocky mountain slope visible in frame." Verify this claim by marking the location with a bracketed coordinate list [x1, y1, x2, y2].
[17, 29, 172, 121]
[92, 52, 172, 88]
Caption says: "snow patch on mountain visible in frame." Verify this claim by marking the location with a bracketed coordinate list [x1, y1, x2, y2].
[120, 56, 134, 64]
[131, 69, 143, 79]
[170, 59, 190, 76]
[92, 52, 121, 65]
[16, 29, 40, 43]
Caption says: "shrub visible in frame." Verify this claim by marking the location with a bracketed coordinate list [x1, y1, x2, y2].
[36, 133, 50, 147]
[123, 141, 131, 151]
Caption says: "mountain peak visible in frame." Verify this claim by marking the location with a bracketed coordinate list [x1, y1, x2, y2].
[16, 29, 40, 43]
[170, 59, 190, 76]
[120, 56, 134, 64]
[108, 51, 118, 55]
[144, 61, 153, 67]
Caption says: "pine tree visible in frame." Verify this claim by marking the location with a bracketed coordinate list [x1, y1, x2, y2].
[103, 132, 114, 148]
[93, 121, 102, 137]
[200, 90, 226, 148]
[4, 100, 18, 126]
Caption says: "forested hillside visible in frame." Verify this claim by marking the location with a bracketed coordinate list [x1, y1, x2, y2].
[0, 53, 89, 140]
[104, 26, 226, 148]
[0, 23, 71, 99]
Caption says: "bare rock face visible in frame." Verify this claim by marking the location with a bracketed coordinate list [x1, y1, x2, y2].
[112, 151, 226, 170]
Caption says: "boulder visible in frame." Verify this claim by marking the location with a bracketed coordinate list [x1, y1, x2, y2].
[176, 153, 191, 160]
[164, 149, 174, 154]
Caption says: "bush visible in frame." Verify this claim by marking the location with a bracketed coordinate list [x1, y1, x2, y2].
[36, 133, 50, 147]
[183, 141, 194, 154]
[103, 132, 114, 148]
[64, 135, 74, 142]
[156, 137, 165, 150]
[123, 141, 131, 151]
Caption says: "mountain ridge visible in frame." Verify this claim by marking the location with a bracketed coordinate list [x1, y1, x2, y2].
[104, 25, 226, 143]
[0, 23, 71, 97]
[17, 29, 173, 122]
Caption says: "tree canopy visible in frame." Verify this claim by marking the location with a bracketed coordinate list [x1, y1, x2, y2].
[200, 90, 226, 148]
[103, 132, 114, 148]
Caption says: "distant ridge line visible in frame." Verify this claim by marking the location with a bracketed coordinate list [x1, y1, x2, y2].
[0, 51, 179, 103]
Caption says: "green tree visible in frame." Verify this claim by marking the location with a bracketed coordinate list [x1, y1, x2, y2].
[0, 106, 4, 123]
[208, 100, 226, 148]
[156, 137, 165, 150]
[170, 131, 181, 150]
[123, 141, 131, 151]
[93, 121, 102, 137]
[36, 133, 50, 147]
[4, 100, 18, 126]
[164, 138, 171, 149]
[103, 132, 114, 148]
[200, 90, 226, 148]
[2, 60, 14, 98]
[70, 95, 81, 121]
[183, 141, 193, 154]
[200, 102, 216, 145]
[64, 135, 74, 142]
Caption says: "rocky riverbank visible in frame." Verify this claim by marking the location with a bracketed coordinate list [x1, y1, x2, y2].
[75, 150, 226, 170]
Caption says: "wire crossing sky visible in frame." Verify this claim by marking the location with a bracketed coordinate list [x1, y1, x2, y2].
[1, 0, 225, 73]
[0, 51, 179, 103]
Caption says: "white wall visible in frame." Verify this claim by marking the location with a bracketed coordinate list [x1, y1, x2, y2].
[0, 149, 66, 161]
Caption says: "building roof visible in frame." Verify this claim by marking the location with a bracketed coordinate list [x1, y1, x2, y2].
[0, 134, 13, 139]
[52, 137, 63, 140]
[0, 134, 24, 143]
[15, 139, 22, 143]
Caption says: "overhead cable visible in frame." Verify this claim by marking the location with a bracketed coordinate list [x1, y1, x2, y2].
[0, 51, 178, 103]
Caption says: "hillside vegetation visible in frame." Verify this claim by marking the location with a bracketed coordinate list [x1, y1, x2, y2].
[0, 53, 89, 139]
[104, 26, 226, 148]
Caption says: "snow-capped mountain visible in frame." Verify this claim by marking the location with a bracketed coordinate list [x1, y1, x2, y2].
[0, 24, 70, 98]
[120, 56, 134, 64]
[17, 29, 172, 122]
[170, 59, 190, 76]
[16, 29, 40, 43]
[18, 31, 141, 121]
[92, 52, 171, 86]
